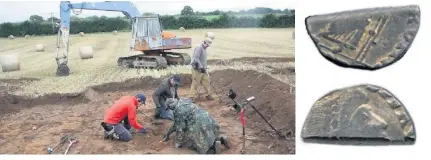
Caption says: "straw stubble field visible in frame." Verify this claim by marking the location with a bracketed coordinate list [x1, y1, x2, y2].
[0, 28, 294, 96]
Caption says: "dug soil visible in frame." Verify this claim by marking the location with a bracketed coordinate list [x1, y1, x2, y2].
[207, 57, 294, 66]
[0, 59, 295, 154]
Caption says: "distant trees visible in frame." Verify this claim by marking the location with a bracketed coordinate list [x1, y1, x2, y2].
[0, 23, 15, 37]
[0, 6, 295, 37]
[236, 7, 292, 15]
[29, 15, 44, 22]
[260, 14, 278, 28]
[68, 16, 129, 34]
[46, 17, 60, 22]
[181, 6, 194, 16]
[0, 15, 130, 37]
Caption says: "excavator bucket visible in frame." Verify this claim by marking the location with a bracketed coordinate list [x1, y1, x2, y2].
[56, 63, 70, 76]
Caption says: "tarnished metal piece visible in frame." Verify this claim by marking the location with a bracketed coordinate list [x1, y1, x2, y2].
[301, 84, 416, 145]
[306, 5, 420, 70]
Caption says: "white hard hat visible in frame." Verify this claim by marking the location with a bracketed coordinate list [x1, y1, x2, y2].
[204, 37, 213, 46]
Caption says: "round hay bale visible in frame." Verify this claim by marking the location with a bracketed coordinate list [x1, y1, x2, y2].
[292, 31, 295, 39]
[79, 32, 85, 37]
[179, 27, 185, 32]
[205, 32, 215, 40]
[25, 35, 30, 39]
[8, 35, 14, 40]
[113, 30, 118, 35]
[79, 46, 93, 59]
[35, 44, 45, 52]
[0, 54, 20, 72]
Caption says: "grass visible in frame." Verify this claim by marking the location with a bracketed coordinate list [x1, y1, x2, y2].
[234, 13, 285, 17]
[202, 15, 220, 21]
[0, 28, 295, 96]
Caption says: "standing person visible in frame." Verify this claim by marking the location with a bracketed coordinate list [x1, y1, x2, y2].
[161, 98, 230, 154]
[101, 94, 148, 142]
[152, 74, 181, 120]
[189, 37, 215, 101]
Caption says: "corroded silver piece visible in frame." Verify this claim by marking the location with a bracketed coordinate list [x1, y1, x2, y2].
[306, 5, 420, 70]
[301, 84, 415, 145]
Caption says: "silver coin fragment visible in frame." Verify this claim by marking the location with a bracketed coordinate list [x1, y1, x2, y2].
[306, 5, 420, 70]
[301, 84, 415, 145]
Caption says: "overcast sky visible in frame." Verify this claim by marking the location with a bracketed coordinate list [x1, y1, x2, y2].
[0, 0, 296, 23]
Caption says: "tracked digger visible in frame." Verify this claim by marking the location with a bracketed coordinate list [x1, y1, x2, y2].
[56, 1, 192, 76]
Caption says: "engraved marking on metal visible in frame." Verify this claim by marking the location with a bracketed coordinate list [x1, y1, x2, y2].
[306, 5, 420, 70]
[301, 84, 416, 144]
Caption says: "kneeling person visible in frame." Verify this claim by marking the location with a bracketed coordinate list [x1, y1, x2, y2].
[101, 94, 148, 142]
[161, 98, 230, 154]
[152, 74, 180, 120]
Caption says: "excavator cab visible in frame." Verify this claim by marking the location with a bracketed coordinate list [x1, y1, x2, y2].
[117, 15, 192, 69]
[130, 16, 163, 51]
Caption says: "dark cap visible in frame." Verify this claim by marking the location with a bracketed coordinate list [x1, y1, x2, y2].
[172, 74, 180, 85]
[136, 93, 146, 105]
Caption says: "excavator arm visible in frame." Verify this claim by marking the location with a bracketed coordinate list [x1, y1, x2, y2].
[56, 1, 141, 76]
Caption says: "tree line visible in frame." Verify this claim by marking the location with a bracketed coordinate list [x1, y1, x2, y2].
[190, 7, 294, 16]
[161, 13, 294, 29]
[0, 6, 294, 37]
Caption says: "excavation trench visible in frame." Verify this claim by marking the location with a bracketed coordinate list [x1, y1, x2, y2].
[0, 68, 295, 154]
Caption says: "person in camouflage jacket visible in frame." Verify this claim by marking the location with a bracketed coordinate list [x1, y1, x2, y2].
[161, 98, 230, 154]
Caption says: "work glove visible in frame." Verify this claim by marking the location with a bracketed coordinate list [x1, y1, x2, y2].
[139, 128, 147, 134]
[193, 62, 199, 69]
[200, 68, 206, 73]
[161, 133, 170, 142]
[163, 104, 170, 111]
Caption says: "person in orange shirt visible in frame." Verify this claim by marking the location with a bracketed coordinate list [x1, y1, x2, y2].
[101, 94, 147, 142]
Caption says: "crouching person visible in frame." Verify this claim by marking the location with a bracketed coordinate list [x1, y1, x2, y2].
[161, 98, 230, 154]
[152, 74, 181, 120]
[101, 94, 148, 142]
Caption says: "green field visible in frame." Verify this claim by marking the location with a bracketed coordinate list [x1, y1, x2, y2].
[203, 15, 220, 21]
[204, 13, 287, 20]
